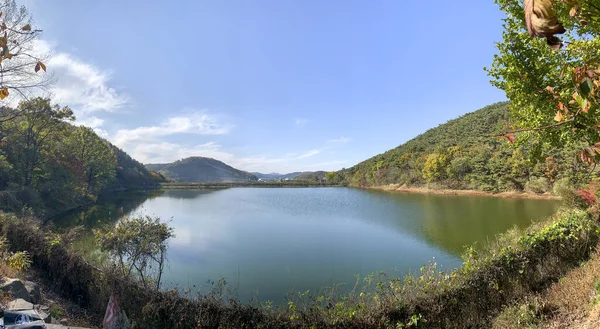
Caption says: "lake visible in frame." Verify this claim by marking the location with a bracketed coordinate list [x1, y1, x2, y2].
[54, 187, 559, 303]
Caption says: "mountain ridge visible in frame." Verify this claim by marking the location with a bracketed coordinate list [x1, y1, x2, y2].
[327, 102, 583, 193]
[145, 157, 258, 183]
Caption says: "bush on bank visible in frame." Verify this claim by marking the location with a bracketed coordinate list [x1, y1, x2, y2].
[0, 208, 597, 328]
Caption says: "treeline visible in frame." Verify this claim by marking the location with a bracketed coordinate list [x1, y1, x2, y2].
[327, 103, 590, 193]
[0, 98, 162, 216]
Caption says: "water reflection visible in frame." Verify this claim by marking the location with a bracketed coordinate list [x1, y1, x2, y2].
[54, 187, 559, 303]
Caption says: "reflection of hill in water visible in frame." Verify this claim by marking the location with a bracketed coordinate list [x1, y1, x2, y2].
[358, 190, 559, 257]
[52, 188, 559, 259]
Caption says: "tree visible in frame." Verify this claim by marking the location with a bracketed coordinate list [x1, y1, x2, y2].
[64, 126, 116, 195]
[0, 0, 50, 122]
[0, 152, 10, 189]
[95, 215, 175, 291]
[488, 0, 600, 162]
[1, 98, 73, 186]
[422, 152, 450, 183]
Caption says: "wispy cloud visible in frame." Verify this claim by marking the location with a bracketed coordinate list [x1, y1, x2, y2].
[295, 118, 308, 128]
[77, 116, 104, 129]
[296, 149, 321, 159]
[13, 40, 130, 130]
[113, 111, 233, 146]
[48, 52, 128, 114]
[118, 135, 345, 172]
[327, 137, 352, 144]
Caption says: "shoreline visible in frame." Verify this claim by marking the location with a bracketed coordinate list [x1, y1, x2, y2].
[361, 184, 561, 200]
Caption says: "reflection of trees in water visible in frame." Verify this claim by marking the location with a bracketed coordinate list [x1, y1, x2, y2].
[162, 189, 223, 200]
[353, 190, 558, 258]
[417, 197, 558, 256]
[51, 189, 166, 230]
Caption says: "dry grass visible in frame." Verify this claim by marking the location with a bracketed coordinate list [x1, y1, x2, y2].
[492, 244, 600, 329]
[542, 245, 600, 329]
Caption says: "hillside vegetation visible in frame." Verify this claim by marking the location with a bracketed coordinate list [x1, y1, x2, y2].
[328, 102, 587, 193]
[0, 98, 161, 216]
[146, 157, 258, 183]
[295, 171, 327, 182]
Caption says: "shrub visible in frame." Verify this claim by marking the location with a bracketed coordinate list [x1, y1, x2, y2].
[525, 177, 550, 194]
[552, 177, 578, 206]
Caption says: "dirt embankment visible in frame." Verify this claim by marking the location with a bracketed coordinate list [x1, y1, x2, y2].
[361, 184, 561, 200]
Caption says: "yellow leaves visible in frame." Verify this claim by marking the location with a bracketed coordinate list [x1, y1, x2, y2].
[524, 0, 565, 49]
[34, 61, 46, 73]
[22, 24, 31, 31]
[569, 6, 579, 17]
[0, 88, 9, 100]
[6, 53, 12, 59]
[554, 110, 564, 122]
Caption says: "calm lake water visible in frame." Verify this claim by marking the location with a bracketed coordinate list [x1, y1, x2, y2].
[55, 187, 559, 303]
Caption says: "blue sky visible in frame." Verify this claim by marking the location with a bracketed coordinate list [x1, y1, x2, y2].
[19, 0, 506, 173]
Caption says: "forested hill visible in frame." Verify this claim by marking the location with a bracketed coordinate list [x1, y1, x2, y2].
[146, 157, 258, 183]
[0, 98, 162, 216]
[327, 102, 584, 193]
[109, 145, 165, 189]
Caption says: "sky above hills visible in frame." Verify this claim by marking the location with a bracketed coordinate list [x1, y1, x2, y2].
[19, 0, 507, 173]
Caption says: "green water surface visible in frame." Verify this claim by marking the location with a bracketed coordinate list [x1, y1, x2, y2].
[54, 187, 559, 303]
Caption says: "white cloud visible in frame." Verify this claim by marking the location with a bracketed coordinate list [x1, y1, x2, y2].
[120, 136, 343, 172]
[6, 40, 129, 132]
[113, 112, 233, 147]
[110, 112, 349, 171]
[328, 137, 352, 144]
[48, 52, 128, 114]
[75, 116, 109, 138]
[295, 118, 308, 128]
[297, 149, 321, 159]
[76, 116, 104, 129]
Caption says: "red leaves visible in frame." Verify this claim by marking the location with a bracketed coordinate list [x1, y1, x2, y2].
[578, 189, 596, 206]
[505, 134, 516, 143]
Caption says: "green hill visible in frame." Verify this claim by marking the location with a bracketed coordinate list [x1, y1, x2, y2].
[146, 157, 258, 183]
[109, 145, 163, 189]
[328, 102, 583, 193]
[295, 171, 327, 182]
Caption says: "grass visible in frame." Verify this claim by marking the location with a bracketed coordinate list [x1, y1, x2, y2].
[0, 208, 598, 328]
[493, 243, 600, 329]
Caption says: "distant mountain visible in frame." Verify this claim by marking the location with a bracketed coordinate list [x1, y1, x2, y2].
[251, 172, 304, 181]
[145, 157, 258, 183]
[294, 171, 327, 181]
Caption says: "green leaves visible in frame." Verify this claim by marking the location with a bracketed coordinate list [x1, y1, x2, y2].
[580, 78, 593, 98]
[490, 0, 600, 164]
